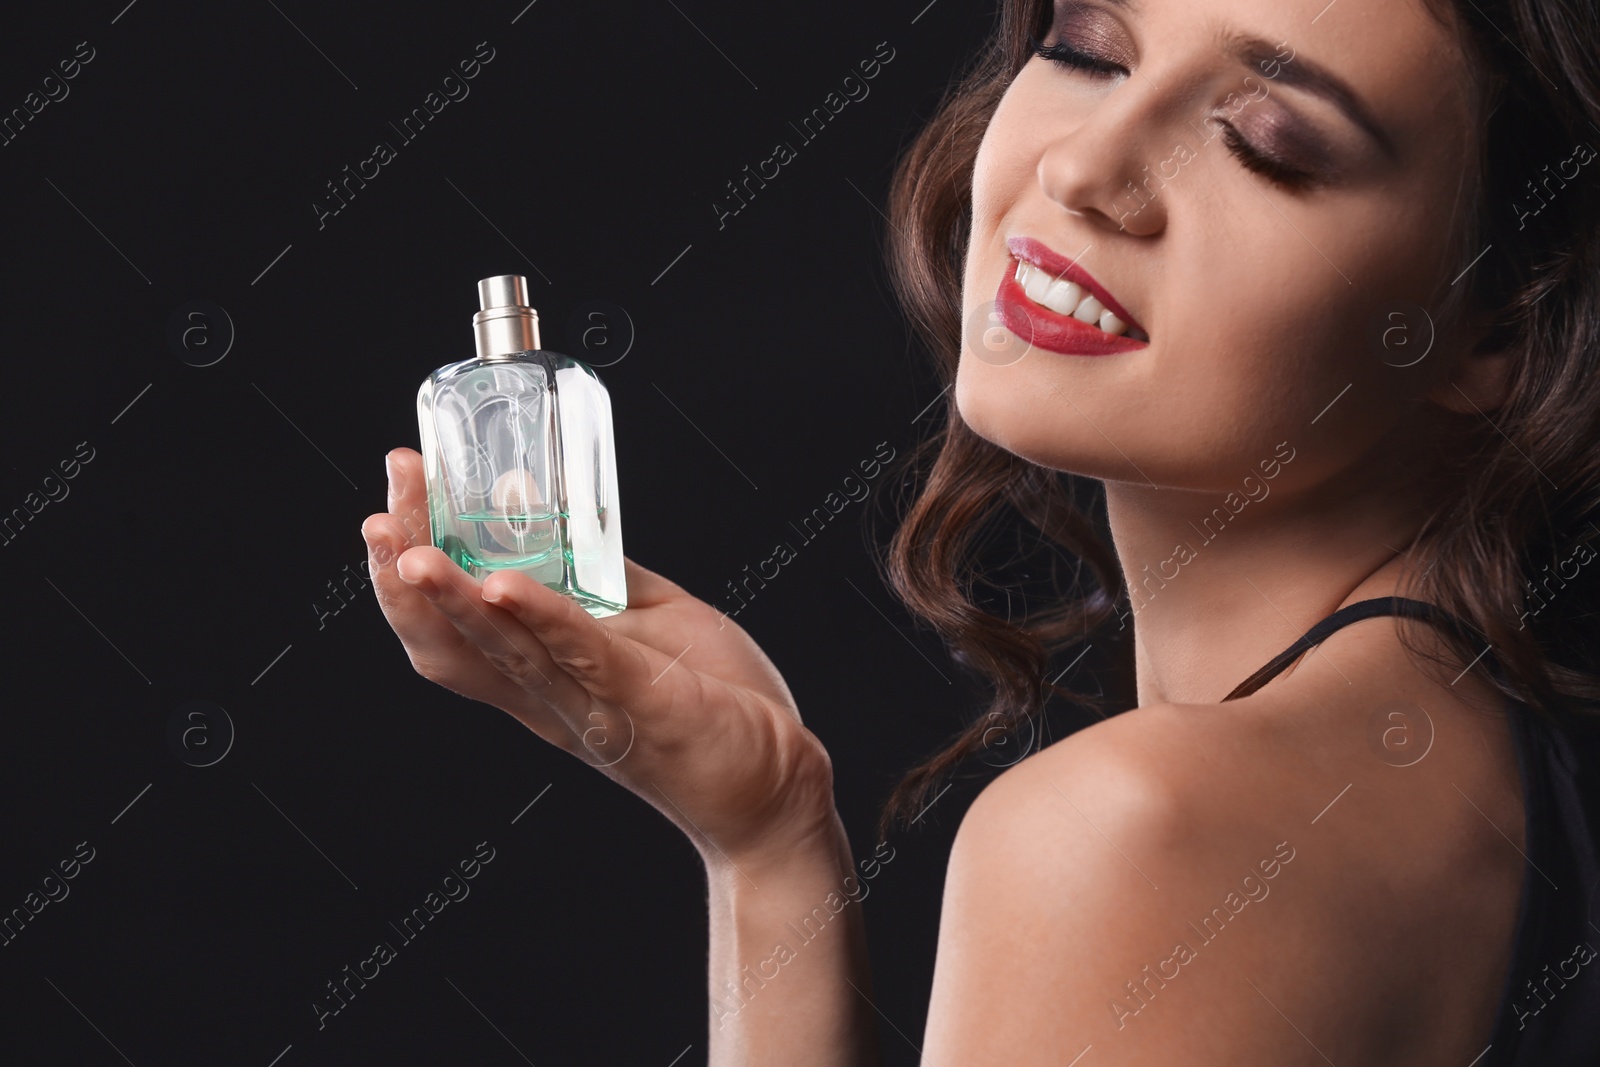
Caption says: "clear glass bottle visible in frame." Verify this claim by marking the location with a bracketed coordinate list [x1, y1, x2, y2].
[417, 275, 627, 617]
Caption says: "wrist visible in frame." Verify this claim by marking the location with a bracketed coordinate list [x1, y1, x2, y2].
[701, 807, 882, 1066]
[699, 807, 852, 885]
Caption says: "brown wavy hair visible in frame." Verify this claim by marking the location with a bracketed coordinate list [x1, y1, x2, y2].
[870, 0, 1600, 845]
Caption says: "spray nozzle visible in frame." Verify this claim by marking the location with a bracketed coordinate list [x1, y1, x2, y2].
[472, 274, 541, 359]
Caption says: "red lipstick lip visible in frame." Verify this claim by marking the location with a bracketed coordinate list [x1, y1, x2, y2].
[994, 271, 1147, 356]
[1005, 234, 1146, 337]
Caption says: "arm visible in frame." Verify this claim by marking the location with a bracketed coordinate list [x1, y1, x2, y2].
[364, 448, 881, 1063]
[703, 813, 884, 1067]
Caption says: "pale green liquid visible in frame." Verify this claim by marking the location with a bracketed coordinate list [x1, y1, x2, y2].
[439, 508, 625, 617]
[446, 511, 560, 571]
[441, 506, 610, 572]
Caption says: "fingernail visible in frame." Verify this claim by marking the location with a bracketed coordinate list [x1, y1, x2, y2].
[386, 453, 405, 505]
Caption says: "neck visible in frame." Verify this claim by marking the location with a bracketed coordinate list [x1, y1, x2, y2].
[1104, 445, 1436, 706]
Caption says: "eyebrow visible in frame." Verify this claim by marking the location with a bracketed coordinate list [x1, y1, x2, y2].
[1056, 0, 1401, 158]
[1214, 28, 1399, 159]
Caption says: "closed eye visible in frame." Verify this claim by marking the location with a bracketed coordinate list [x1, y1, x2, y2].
[1217, 122, 1319, 190]
[1028, 34, 1127, 78]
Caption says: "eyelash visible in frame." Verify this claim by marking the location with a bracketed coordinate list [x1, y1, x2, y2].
[1026, 34, 1319, 190]
[1217, 123, 1317, 189]
[1027, 34, 1126, 77]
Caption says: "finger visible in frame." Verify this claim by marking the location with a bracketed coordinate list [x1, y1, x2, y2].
[363, 513, 439, 620]
[394, 544, 594, 729]
[363, 448, 462, 644]
[384, 447, 432, 548]
[480, 566, 685, 710]
[363, 513, 492, 669]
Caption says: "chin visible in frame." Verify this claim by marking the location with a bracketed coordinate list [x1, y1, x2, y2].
[953, 359, 1123, 480]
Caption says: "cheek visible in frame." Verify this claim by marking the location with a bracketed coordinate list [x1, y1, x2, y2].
[966, 131, 1027, 298]
[1147, 194, 1442, 455]
[967, 69, 1061, 249]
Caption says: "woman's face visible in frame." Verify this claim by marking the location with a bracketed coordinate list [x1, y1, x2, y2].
[956, 0, 1481, 494]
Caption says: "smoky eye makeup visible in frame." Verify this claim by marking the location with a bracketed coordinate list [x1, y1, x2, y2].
[1045, 1, 1138, 68]
[1059, 15, 1136, 69]
[1224, 106, 1340, 183]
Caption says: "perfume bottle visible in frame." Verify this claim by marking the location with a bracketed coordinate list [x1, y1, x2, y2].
[416, 275, 627, 617]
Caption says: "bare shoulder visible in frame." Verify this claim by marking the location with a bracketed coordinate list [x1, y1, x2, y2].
[954, 703, 1200, 849]
[923, 702, 1305, 1064]
[922, 651, 1525, 1065]
[946, 699, 1283, 884]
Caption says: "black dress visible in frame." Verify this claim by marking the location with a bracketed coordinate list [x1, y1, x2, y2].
[1219, 596, 1600, 1065]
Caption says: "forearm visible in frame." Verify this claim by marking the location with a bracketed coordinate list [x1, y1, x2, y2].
[702, 815, 885, 1066]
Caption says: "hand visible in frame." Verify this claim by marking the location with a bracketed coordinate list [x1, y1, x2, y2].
[360, 448, 841, 864]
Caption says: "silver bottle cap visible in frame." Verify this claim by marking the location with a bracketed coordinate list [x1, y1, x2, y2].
[473, 274, 541, 360]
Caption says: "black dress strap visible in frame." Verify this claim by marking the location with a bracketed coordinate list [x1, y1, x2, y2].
[1214, 593, 1600, 1064]
[1221, 595, 1493, 701]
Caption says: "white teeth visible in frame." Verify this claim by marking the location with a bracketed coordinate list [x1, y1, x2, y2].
[1014, 258, 1141, 340]
[1019, 262, 1054, 304]
[1041, 278, 1085, 316]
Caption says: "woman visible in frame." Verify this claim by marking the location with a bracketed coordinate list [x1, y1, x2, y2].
[361, 0, 1600, 1061]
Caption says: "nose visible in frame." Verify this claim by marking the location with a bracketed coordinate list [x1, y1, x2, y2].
[1035, 78, 1170, 238]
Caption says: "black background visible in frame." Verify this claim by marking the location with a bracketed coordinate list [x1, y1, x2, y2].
[0, 1, 1128, 1063]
